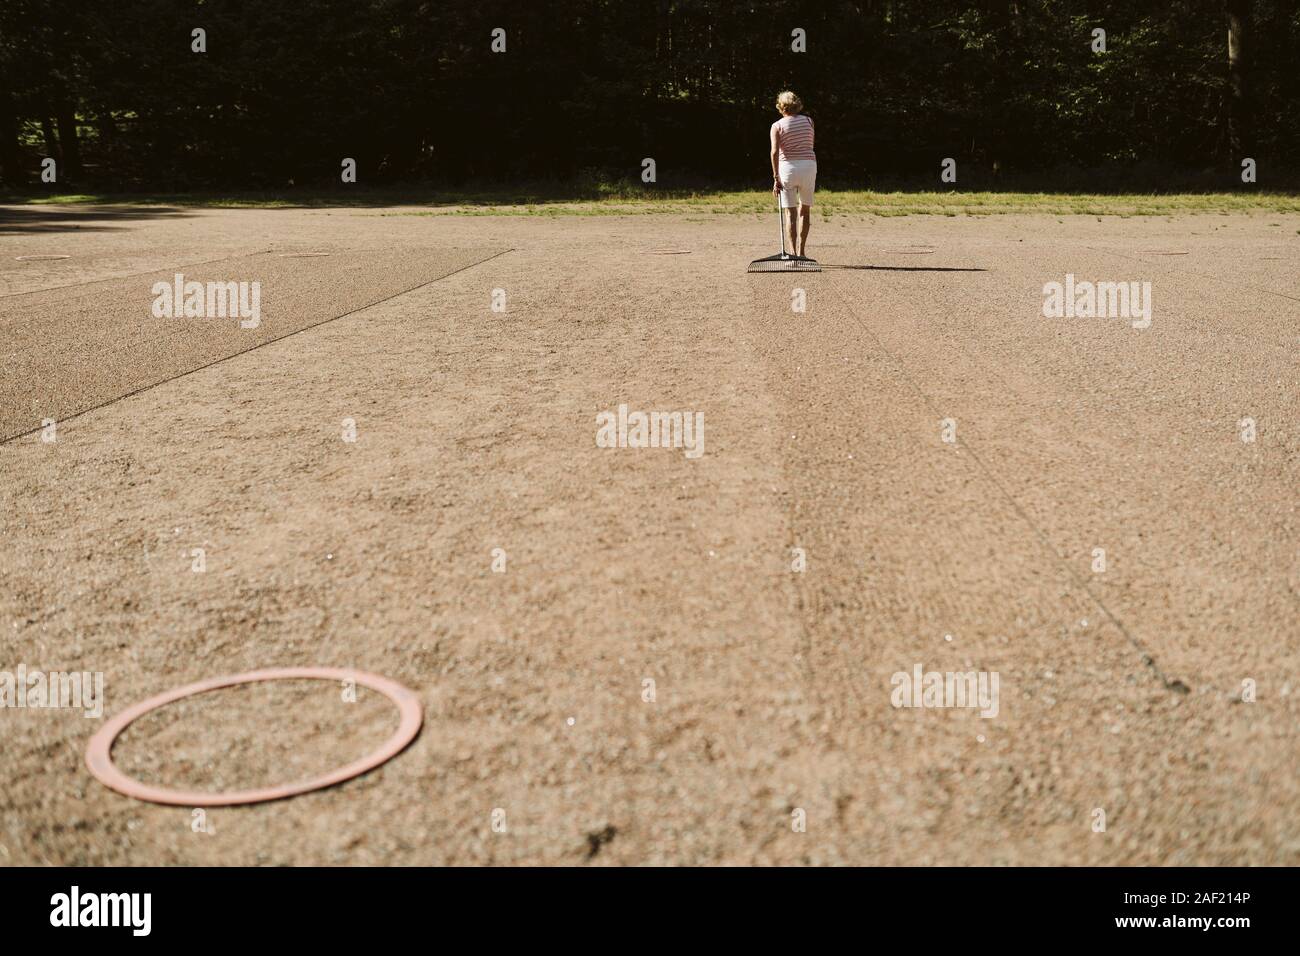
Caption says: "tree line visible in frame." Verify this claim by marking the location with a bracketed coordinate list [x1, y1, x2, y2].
[1, 0, 1294, 192]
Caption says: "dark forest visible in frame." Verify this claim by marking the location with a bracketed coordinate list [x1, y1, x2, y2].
[1, 0, 1295, 191]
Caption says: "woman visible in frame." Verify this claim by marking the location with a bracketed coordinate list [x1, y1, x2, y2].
[770, 91, 816, 258]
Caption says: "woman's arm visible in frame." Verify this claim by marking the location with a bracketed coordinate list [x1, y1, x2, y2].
[770, 124, 781, 193]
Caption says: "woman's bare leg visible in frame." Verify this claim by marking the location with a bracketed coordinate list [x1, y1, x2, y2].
[799, 204, 812, 257]
[785, 205, 798, 254]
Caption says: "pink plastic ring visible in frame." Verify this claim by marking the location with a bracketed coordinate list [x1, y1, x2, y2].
[85, 667, 423, 806]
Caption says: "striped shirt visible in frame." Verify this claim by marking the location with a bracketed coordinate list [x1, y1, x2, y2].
[774, 114, 815, 162]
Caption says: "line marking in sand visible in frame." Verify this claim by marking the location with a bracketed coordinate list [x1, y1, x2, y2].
[1, 247, 514, 444]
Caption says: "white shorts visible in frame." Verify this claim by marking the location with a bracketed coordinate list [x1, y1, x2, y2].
[778, 159, 817, 208]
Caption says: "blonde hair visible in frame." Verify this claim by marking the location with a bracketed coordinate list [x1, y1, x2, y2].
[775, 91, 803, 115]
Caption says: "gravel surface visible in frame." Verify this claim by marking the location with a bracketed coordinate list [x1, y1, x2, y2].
[1, 204, 1296, 865]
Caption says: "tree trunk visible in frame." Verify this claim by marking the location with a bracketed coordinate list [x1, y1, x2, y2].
[0, 100, 21, 184]
[57, 105, 81, 176]
[40, 117, 60, 159]
[1226, 0, 1252, 160]
[97, 112, 118, 144]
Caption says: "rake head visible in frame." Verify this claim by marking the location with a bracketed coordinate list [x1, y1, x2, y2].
[747, 253, 822, 273]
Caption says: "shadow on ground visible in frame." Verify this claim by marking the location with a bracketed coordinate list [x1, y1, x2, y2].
[823, 264, 988, 272]
[0, 205, 192, 234]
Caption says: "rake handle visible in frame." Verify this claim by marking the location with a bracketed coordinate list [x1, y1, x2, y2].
[776, 191, 786, 256]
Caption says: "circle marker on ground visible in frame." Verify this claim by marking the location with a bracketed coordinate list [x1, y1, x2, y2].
[85, 667, 423, 806]
[15, 254, 71, 261]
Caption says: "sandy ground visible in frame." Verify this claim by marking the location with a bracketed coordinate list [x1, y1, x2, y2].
[0, 202, 1297, 866]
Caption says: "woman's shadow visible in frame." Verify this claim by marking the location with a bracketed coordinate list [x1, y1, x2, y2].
[822, 263, 987, 273]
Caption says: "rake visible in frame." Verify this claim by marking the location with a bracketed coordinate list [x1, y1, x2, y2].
[748, 193, 821, 273]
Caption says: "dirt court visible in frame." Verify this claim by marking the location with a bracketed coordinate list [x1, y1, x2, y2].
[1, 202, 1296, 866]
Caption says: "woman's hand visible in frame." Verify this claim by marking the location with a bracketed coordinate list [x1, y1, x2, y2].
[772, 177, 783, 196]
